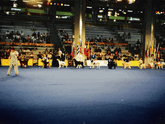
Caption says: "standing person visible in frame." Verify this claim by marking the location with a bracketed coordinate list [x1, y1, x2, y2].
[58, 48, 62, 57]
[42, 54, 51, 68]
[90, 52, 97, 68]
[7, 48, 19, 76]
[73, 51, 84, 68]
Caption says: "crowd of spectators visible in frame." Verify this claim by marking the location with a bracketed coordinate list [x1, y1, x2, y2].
[0, 30, 50, 43]
[58, 29, 71, 42]
[122, 32, 131, 39]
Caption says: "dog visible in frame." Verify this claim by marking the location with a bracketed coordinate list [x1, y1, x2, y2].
[57, 59, 67, 68]
[139, 63, 146, 69]
[122, 61, 131, 69]
[92, 62, 100, 69]
[77, 64, 82, 68]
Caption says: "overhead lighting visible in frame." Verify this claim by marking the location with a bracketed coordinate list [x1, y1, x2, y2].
[128, 0, 135, 4]
[64, 4, 70, 6]
[99, 10, 103, 13]
[87, 6, 92, 9]
[114, 12, 118, 17]
[23, 0, 29, 2]
[117, 0, 122, 2]
[33, 5, 38, 7]
[98, 15, 103, 18]
[13, 2, 18, 7]
[108, 8, 113, 11]
[128, 10, 133, 12]
[11, 8, 21, 11]
[37, 2, 43, 4]
[38, 4, 42, 8]
[119, 9, 122, 11]
[108, 11, 112, 16]
[61, 3, 63, 6]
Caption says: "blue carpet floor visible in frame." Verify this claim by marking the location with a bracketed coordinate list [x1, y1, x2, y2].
[0, 66, 165, 124]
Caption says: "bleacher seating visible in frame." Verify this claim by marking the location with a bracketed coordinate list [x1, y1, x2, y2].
[113, 27, 142, 46]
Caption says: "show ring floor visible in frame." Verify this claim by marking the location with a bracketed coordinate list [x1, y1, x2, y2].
[0, 66, 165, 124]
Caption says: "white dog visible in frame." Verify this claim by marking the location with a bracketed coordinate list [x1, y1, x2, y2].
[91, 62, 100, 69]
[122, 61, 131, 69]
[139, 63, 146, 69]
[57, 59, 67, 68]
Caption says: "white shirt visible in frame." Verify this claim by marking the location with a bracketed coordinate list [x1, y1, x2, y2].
[75, 53, 84, 62]
[58, 50, 62, 56]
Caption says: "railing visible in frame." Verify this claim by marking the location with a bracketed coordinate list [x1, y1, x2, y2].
[63, 41, 128, 46]
[0, 42, 54, 47]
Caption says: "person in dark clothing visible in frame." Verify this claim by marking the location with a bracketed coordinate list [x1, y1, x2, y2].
[60, 52, 65, 61]
[108, 58, 116, 69]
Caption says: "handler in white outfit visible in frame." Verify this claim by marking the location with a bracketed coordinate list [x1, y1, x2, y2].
[7, 48, 19, 76]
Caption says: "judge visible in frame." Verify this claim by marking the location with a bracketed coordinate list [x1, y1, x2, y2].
[7, 47, 19, 76]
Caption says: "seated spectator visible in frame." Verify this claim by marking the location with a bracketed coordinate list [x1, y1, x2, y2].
[37, 52, 42, 59]
[32, 31, 36, 38]
[42, 54, 51, 68]
[47, 52, 52, 59]
[128, 32, 131, 39]
[134, 53, 139, 61]
[30, 52, 34, 59]
[106, 47, 111, 53]
[25, 48, 30, 53]
[111, 38, 114, 43]
[37, 32, 40, 39]
[20, 31, 24, 40]
[118, 47, 121, 52]
[65, 33, 69, 40]
[19, 53, 29, 68]
[105, 54, 110, 60]
[103, 38, 107, 43]
[26, 35, 31, 42]
[115, 47, 119, 53]
[108, 38, 111, 43]
[96, 35, 100, 42]
[43, 33, 46, 41]
[6, 30, 10, 39]
[111, 47, 115, 53]
[118, 51, 122, 60]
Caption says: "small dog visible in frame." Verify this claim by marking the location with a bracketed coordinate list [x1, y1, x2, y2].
[57, 59, 67, 68]
[92, 62, 100, 69]
[122, 61, 131, 69]
[140, 63, 146, 69]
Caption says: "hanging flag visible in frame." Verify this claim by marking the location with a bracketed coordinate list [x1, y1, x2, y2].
[77, 41, 80, 55]
[146, 46, 148, 57]
[151, 43, 154, 55]
[71, 42, 74, 58]
[149, 46, 151, 57]
[84, 41, 88, 56]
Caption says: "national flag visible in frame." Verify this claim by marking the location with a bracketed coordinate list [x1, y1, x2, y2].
[77, 41, 80, 55]
[149, 46, 151, 57]
[146, 46, 148, 57]
[84, 41, 88, 56]
[71, 43, 74, 58]
[151, 43, 154, 55]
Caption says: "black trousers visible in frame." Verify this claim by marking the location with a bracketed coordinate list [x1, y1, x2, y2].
[74, 59, 84, 67]
[108, 62, 116, 69]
